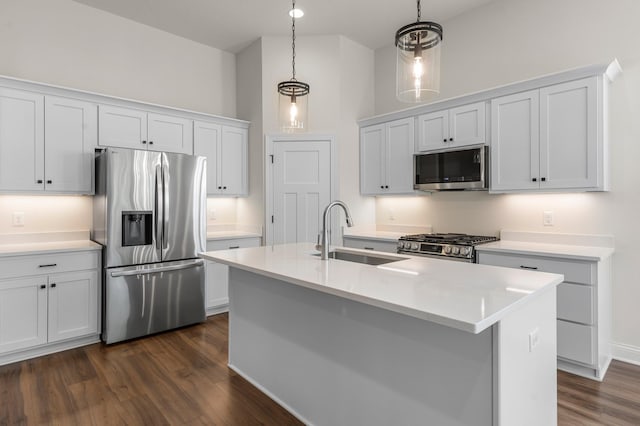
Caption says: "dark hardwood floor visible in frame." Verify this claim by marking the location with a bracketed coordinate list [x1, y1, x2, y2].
[1, 314, 639, 425]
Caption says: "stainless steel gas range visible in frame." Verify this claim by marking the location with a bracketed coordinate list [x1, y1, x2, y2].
[397, 233, 499, 263]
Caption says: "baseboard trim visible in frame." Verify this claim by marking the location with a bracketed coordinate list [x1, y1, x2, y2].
[612, 343, 640, 366]
[0, 335, 101, 366]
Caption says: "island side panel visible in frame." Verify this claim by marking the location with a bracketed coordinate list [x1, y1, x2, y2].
[228, 267, 494, 426]
[494, 287, 557, 426]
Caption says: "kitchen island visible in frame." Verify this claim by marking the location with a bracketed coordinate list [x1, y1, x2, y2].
[200, 243, 563, 426]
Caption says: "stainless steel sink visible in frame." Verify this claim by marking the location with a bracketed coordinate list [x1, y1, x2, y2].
[314, 250, 408, 266]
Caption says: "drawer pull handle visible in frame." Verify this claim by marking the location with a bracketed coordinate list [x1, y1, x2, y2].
[228, 246, 240, 249]
[39, 263, 57, 268]
[364, 247, 375, 250]
[520, 265, 538, 270]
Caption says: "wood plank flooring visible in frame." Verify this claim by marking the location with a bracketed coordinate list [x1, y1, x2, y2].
[0, 313, 639, 425]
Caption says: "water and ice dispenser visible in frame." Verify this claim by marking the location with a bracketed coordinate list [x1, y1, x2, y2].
[121, 211, 153, 246]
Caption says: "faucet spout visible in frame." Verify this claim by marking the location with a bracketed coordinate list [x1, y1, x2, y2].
[320, 200, 354, 260]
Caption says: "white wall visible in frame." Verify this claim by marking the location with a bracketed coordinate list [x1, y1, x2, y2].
[0, 0, 238, 235]
[374, 0, 640, 354]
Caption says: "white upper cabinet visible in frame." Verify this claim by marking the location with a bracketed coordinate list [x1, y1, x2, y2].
[491, 77, 601, 192]
[417, 102, 486, 151]
[194, 121, 248, 196]
[99, 105, 193, 154]
[0, 88, 44, 192]
[360, 117, 414, 195]
[0, 89, 96, 194]
[44, 96, 97, 193]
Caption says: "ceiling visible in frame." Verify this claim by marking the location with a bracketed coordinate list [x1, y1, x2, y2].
[72, 0, 495, 53]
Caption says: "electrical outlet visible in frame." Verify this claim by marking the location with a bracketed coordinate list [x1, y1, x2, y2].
[388, 208, 395, 221]
[543, 211, 554, 226]
[208, 208, 216, 221]
[12, 212, 25, 227]
[529, 328, 540, 352]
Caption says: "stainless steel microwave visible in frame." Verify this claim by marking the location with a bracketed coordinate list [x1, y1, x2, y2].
[414, 145, 488, 191]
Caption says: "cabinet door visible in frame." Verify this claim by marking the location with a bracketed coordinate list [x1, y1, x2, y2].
[194, 121, 222, 195]
[490, 90, 540, 191]
[540, 77, 598, 190]
[44, 97, 97, 194]
[147, 113, 193, 154]
[0, 277, 47, 353]
[98, 105, 147, 149]
[416, 110, 448, 151]
[220, 126, 248, 195]
[205, 261, 229, 310]
[449, 102, 486, 147]
[360, 124, 386, 195]
[386, 118, 415, 194]
[0, 88, 44, 192]
[47, 270, 98, 343]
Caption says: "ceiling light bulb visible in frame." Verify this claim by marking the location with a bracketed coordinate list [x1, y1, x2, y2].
[289, 98, 298, 124]
[289, 8, 304, 18]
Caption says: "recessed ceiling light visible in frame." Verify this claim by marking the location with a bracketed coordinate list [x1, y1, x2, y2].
[289, 8, 304, 18]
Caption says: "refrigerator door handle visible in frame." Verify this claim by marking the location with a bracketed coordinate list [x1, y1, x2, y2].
[110, 259, 205, 278]
[155, 165, 163, 250]
[162, 161, 169, 250]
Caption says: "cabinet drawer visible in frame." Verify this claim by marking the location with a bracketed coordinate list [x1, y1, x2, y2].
[557, 282, 594, 325]
[343, 237, 398, 254]
[477, 252, 595, 285]
[0, 251, 99, 280]
[557, 320, 595, 366]
[206, 237, 261, 252]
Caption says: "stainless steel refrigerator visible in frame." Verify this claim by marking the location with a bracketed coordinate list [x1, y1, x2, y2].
[92, 147, 207, 344]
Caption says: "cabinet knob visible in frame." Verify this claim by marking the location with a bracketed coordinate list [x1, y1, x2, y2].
[37, 179, 43, 184]
[50, 283, 56, 288]
[40, 284, 46, 289]
[541, 177, 546, 182]
[142, 140, 147, 144]
[385, 185, 389, 189]
[223, 186, 227, 190]
[443, 138, 447, 142]
[532, 178, 537, 182]
[149, 141, 154, 145]
[218, 186, 222, 189]
[449, 138, 454, 141]
[380, 185, 384, 189]
[46, 180, 52, 184]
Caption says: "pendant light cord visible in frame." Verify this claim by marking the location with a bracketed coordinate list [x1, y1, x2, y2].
[417, 0, 421, 21]
[291, 0, 297, 80]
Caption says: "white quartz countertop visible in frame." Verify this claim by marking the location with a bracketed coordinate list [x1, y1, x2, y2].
[0, 240, 102, 257]
[476, 240, 614, 261]
[207, 231, 262, 241]
[200, 242, 562, 334]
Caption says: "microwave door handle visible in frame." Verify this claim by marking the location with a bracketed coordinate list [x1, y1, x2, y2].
[154, 165, 162, 250]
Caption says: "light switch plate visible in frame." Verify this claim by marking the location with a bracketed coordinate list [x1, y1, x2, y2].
[12, 212, 25, 227]
[543, 211, 554, 226]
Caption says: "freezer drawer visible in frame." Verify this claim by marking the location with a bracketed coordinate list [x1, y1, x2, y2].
[103, 258, 205, 344]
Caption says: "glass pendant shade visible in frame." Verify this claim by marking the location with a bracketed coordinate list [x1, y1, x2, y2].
[278, 80, 309, 132]
[395, 20, 443, 103]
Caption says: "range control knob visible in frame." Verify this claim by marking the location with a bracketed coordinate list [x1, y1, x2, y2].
[398, 241, 405, 249]
[460, 247, 471, 256]
[411, 242, 419, 250]
[451, 246, 460, 255]
[444, 246, 452, 254]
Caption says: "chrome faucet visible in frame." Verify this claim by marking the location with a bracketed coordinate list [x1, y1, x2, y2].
[319, 200, 354, 260]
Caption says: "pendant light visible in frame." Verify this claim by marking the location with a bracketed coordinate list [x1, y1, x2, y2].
[395, 0, 443, 103]
[278, 0, 309, 132]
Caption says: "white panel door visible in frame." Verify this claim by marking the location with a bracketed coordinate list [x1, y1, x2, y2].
[273, 140, 331, 245]
[194, 121, 221, 195]
[44, 96, 97, 193]
[386, 117, 414, 194]
[0, 87, 44, 192]
[540, 77, 598, 190]
[360, 124, 385, 195]
[47, 270, 98, 343]
[147, 113, 193, 154]
[0, 276, 47, 353]
[417, 110, 448, 151]
[220, 126, 248, 195]
[490, 90, 540, 191]
[98, 105, 147, 149]
[449, 102, 486, 147]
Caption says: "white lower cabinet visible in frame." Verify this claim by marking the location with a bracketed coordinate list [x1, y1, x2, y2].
[342, 236, 398, 253]
[477, 250, 611, 380]
[205, 236, 261, 315]
[0, 250, 101, 364]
